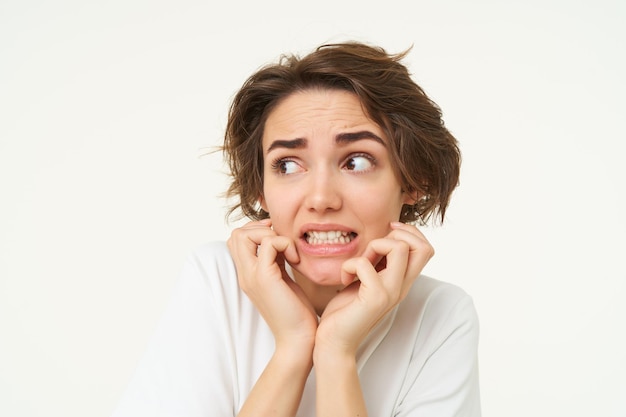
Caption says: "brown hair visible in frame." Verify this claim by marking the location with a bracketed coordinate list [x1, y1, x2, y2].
[222, 42, 460, 224]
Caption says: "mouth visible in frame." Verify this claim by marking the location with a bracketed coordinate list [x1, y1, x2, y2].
[303, 230, 358, 245]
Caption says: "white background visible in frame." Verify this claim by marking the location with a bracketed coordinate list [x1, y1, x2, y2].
[1, 1, 625, 416]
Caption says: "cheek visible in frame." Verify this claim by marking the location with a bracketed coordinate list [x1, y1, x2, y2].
[355, 188, 404, 219]
[263, 188, 282, 212]
[262, 189, 297, 227]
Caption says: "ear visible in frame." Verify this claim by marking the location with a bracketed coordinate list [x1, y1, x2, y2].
[258, 194, 268, 212]
[402, 190, 419, 205]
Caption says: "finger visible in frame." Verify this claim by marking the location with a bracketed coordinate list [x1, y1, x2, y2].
[340, 263, 359, 287]
[360, 233, 411, 273]
[341, 255, 400, 317]
[237, 235, 297, 301]
[228, 219, 273, 249]
[230, 228, 275, 268]
[353, 223, 425, 272]
[362, 238, 409, 294]
[388, 223, 434, 276]
[341, 257, 382, 294]
[227, 221, 276, 272]
[256, 235, 300, 274]
[390, 222, 431, 248]
[359, 245, 384, 270]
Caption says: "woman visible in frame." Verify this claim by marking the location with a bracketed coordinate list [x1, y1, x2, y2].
[112, 42, 480, 417]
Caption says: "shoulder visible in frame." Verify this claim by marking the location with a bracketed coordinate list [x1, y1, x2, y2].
[184, 241, 235, 276]
[392, 278, 481, 414]
[367, 276, 478, 365]
[172, 241, 242, 312]
[359, 276, 480, 415]
[179, 241, 237, 287]
[399, 276, 479, 355]
[407, 276, 478, 323]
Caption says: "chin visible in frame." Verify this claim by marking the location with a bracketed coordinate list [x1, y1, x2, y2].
[292, 258, 345, 287]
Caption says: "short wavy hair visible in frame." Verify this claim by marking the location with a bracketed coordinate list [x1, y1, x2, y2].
[222, 42, 461, 224]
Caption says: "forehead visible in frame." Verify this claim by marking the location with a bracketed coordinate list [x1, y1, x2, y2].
[262, 89, 383, 143]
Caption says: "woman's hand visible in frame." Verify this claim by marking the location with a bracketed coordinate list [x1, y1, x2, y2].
[315, 222, 435, 357]
[227, 220, 318, 351]
[230, 222, 318, 416]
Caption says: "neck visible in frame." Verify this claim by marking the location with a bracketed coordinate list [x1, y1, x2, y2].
[291, 270, 343, 316]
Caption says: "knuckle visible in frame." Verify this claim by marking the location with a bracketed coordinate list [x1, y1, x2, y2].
[229, 227, 245, 242]
[259, 235, 277, 248]
[355, 257, 372, 269]
[395, 240, 410, 254]
[415, 239, 435, 258]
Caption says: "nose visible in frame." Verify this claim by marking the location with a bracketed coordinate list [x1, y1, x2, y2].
[304, 168, 342, 213]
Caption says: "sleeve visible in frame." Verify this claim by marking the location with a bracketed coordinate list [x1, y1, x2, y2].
[396, 290, 481, 417]
[110, 245, 238, 417]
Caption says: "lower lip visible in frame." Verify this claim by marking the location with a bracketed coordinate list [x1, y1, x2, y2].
[298, 236, 359, 256]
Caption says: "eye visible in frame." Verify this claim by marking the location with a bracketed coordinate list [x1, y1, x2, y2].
[343, 154, 375, 172]
[271, 158, 302, 175]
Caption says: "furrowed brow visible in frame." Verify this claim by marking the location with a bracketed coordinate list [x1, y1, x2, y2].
[336, 131, 385, 146]
[266, 138, 307, 153]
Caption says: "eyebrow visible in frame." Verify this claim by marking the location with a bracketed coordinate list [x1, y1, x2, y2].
[336, 130, 385, 146]
[266, 130, 384, 153]
[266, 138, 307, 153]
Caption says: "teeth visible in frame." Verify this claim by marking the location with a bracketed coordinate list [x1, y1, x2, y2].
[305, 231, 355, 245]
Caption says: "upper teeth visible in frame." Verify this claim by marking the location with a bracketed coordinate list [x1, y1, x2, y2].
[306, 230, 354, 245]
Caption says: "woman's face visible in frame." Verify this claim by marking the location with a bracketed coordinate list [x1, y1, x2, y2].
[260, 89, 413, 287]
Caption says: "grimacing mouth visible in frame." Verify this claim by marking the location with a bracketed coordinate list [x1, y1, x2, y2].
[303, 230, 358, 245]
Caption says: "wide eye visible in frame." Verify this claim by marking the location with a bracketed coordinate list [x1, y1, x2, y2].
[273, 159, 302, 175]
[344, 154, 374, 172]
